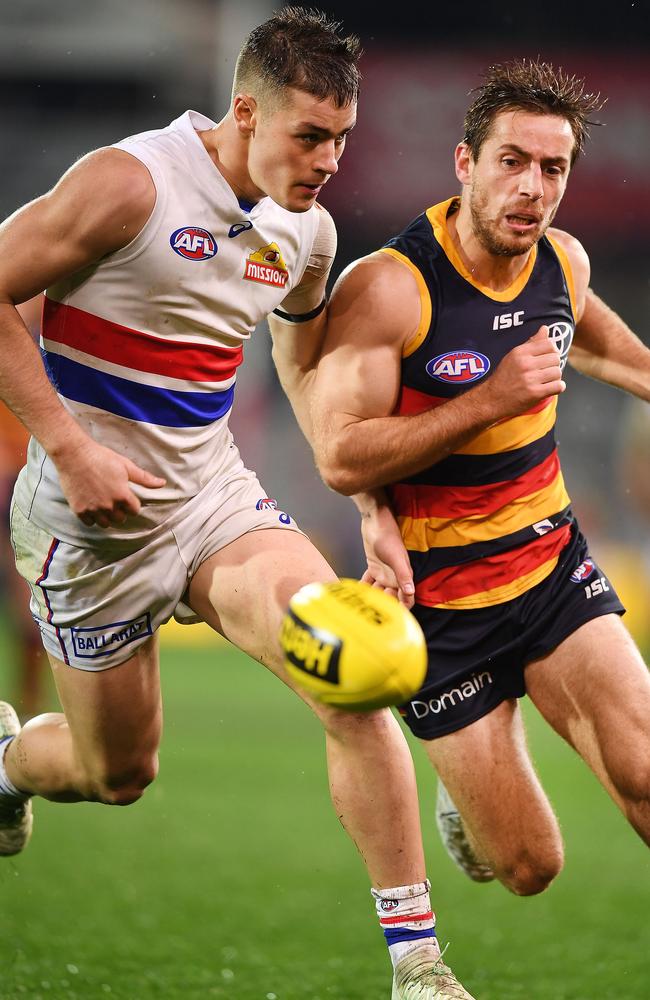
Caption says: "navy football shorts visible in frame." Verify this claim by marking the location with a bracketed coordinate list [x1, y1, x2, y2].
[399, 525, 625, 740]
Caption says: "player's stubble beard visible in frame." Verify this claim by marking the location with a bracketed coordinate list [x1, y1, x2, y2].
[469, 180, 557, 257]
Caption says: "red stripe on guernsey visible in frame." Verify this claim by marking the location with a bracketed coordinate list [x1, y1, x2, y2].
[395, 385, 445, 416]
[416, 525, 572, 606]
[43, 299, 243, 382]
[392, 450, 560, 519]
[395, 385, 551, 420]
[493, 395, 553, 423]
[380, 910, 434, 926]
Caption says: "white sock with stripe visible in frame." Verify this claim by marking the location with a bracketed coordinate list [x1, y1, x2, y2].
[372, 879, 439, 967]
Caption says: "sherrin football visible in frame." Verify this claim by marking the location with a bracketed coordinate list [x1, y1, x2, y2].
[280, 578, 427, 711]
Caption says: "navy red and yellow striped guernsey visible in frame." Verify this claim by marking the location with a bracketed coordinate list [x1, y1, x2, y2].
[382, 197, 578, 610]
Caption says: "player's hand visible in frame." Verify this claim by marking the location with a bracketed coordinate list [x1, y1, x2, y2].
[480, 325, 565, 420]
[53, 438, 166, 528]
[360, 503, 415, 609]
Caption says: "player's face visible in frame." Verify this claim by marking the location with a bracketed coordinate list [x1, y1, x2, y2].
[459, 110, 574, 256]
[247, 88, 356, 212]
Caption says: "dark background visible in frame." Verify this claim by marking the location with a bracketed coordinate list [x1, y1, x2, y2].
[1, 0, 648, 586]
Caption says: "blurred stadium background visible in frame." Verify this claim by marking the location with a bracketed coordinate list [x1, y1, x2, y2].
[0, 3, 648, 998]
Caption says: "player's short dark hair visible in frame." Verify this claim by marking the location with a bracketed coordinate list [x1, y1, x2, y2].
[463, 59, 605, 165]
[233, 6, 362, 109]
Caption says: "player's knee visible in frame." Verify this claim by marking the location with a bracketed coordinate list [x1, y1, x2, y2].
[86, 753, 159, 806]
[316, 703, 396, 742]
[499, 845, 564, 896]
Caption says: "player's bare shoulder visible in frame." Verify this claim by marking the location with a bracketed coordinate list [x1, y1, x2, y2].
[0, 147, 158, 302]
[548, 227, 590, 318]
[328, 249, 422, 351]
[49, 147, 157, 252]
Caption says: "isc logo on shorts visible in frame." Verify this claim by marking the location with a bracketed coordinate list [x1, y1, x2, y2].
[570, 559, 596, 583]
[170, 227, 218, 260]
[426, 350, 490, 383]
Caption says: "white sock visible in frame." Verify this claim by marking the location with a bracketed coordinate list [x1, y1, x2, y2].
[0, 738, 28, 800]
[372, 879, 439, 967]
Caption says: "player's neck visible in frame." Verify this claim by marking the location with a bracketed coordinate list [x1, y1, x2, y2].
[448, 205, 533, 292]
[197, 118, 265, 206]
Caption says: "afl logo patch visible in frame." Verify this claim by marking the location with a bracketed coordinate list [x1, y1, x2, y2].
[570, 559, 596, 583]
[426, 350, 490, 383]
[256, 497, 278, 511]
[170, 227, 217, 260]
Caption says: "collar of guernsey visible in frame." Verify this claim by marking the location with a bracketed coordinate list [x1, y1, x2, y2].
[381, 196, 576, 610]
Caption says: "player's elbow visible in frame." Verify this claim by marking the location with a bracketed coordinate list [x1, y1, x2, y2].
[314, 425, 380, 495]
[320, 466, 360, 496]
[316, 449, 367, 496]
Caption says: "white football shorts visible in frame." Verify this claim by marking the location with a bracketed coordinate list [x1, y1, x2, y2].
[10, 447, 302, 670]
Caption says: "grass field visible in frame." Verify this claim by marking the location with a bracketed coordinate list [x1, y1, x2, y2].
[1, 625, 649, 1000]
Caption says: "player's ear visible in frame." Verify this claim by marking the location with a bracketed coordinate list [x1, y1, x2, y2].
[233, 94, 258, 137]
[455, 142, 473, 185]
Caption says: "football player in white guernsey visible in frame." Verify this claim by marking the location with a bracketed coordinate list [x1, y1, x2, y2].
[0, 9, 475, 1000]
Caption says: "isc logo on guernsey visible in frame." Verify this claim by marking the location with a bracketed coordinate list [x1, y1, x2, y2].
[426, 350, 490, 383]
[170, 227, 217, 260]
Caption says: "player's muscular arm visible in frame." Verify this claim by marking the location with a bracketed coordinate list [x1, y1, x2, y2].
[570, 289, 650, 401]
[311, 254, 565, 496]
[269, 204, 336, 440]
[0, 149, 165, 525]
[548, 228, 649, 398]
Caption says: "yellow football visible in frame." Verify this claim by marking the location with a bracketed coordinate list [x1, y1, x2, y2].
[280, 578, 427, 711]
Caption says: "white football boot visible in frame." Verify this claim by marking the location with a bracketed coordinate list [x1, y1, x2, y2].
[0, 702, 33, 856]
[392, 942, 477, 999]
[435, 781, 494, 883]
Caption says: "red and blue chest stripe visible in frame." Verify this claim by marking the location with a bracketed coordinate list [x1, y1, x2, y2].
[41, 299, 243, 428]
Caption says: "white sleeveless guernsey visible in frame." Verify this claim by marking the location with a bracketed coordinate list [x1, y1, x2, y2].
[15, 110, 319, 544]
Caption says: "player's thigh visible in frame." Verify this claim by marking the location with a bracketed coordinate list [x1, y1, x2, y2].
[47, 633, 162, 780]
[526, 614, 650, 799]
[187, 527, 337, 678]
[424, 699, 561, 867]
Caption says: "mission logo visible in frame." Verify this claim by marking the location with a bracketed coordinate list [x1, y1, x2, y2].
[243, 243, 289, 287]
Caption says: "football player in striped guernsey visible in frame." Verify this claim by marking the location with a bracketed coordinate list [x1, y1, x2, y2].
[0, 9, 475, 1000]
[312, 58, 650, 979]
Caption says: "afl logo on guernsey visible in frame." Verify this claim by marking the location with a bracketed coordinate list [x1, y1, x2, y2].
[570, 559, 596, 583]
[426, 350, 490, 383]
[170, 227, 217, 260]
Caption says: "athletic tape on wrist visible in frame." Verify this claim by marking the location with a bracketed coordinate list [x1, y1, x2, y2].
[272, 297, 327, 324]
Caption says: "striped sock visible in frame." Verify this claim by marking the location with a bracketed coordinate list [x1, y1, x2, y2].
[371, 879, 438, 966]
[0, 738, 28, 800]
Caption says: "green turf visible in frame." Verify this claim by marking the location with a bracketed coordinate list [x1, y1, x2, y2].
[1, 633, 649, 1000]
